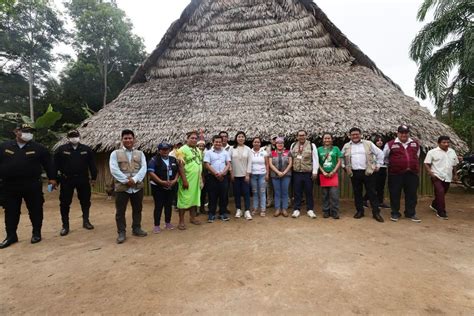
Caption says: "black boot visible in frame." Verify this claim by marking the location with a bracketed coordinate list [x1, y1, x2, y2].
[60, 224, 70, 236]
[116, 232, 126, 244]
[83, 220, 94, 230]
[0, 234, 18, 249]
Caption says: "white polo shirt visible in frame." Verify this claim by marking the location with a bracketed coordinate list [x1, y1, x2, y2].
[424, 147, 459, 182]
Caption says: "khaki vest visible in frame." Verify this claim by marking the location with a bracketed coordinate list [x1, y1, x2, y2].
[342, 140, 376, 176]
[114, 149, 145, 192]
[291, 141, 313, 173]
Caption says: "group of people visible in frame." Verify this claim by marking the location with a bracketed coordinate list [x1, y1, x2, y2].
[0, 124, 460, 247]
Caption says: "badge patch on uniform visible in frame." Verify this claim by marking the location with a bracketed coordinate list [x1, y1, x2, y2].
[392, 144, 400, 149]
[80, 151, 87, 155]
[410, 143, 417, 147]
[25, 151, 36, 155]
[63, 151, 71, 155]
[5, 149, 14, 154]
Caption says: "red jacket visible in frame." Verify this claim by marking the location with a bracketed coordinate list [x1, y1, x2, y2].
[387, 139, 420, 175]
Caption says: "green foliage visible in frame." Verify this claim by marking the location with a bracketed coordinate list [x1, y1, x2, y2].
[0, 0, 67, 119]
[65, 0, 146, 106]
[0, 113, 23, 142]
[34, 104, 62, 129]
[410, 0, 474, 149]
[0, 70, 34, 114]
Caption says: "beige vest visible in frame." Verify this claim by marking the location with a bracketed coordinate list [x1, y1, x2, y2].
[342, 140, 376, 176]
[114, 149, 144, 192]
[291, 141, 313, 173]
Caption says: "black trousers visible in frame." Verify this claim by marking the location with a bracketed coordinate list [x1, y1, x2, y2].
[3, 179, 44, 237]
[364, 167, 387, 204]
[293, 172, 314, 211]
[351, 170, 380, 215]
[59, 177, 91, 225]
[207, 174, 229, 216]
[151, 185, 173, 226]
[115, 190, 143, 233]
[388, 172, 419, 218]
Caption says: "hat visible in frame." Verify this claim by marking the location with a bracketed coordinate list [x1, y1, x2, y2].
[275, 137, 285, 143]
[67, 130, 80, 138]
[18, 123, 35, 132]
[271, 134, 279, 140]
[397, 125, 410, 133]
[158, 143, 172, 150]
[197, 140, 205, 145]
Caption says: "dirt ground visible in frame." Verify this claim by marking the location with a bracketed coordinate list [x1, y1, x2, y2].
[0, 187, 473, 315]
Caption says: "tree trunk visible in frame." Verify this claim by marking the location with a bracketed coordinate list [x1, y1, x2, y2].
[102, 46, 109, 107]
[28, 59, 34, 121]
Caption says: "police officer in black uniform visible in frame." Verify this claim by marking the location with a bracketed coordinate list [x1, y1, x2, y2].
[54, 130, 97, 236]
[0, 124, 56, 249]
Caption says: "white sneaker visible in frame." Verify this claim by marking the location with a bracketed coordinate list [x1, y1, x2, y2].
[235, 209, 242, 218]
[244, 210, 253, 220]
[307, 210, 317, 219]
[292, 210, 300, 218]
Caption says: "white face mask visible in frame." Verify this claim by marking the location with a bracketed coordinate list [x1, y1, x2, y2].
[20, 132, 33, 142]
[69, 137, 80, 145]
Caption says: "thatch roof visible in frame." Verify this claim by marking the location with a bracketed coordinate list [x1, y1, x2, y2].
[71, 0, 468, 153]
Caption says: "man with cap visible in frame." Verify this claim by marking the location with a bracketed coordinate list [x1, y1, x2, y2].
[147, 142, 179, 233]
[54, 130, 97, 236]
[383, 125, 421, 222]
[0, 124, 56, 248]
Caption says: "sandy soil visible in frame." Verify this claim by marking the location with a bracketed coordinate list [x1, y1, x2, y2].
[0, 187, 473, 315]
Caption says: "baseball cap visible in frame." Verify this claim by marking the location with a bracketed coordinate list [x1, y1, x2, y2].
[158, 143, 172, 150]
[397, 125, 410, 133]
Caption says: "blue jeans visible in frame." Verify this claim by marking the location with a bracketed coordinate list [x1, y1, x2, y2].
[251, 174, 267, 210]
[272, 176, 291, 210]
[233, 177, 250, 210]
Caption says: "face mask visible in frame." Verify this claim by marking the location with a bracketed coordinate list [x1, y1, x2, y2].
[21, 132, 33, 142]
[69, 137, 80, 145]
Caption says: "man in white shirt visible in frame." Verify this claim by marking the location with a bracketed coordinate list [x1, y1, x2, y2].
[342, 127, 385, 222]
[109, 129, 147, 243]
[424, 136, 459, 219]
[204, 135, 231, 222]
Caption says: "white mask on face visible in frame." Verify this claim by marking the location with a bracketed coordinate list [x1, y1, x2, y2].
[20, 132, 33, 142]
[69, 137, 80, 145]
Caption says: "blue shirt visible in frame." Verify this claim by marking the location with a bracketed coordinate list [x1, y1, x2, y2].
[204, 148, 230, 173]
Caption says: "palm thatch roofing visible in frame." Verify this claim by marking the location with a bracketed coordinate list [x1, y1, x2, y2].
[72, 0, 468, 153]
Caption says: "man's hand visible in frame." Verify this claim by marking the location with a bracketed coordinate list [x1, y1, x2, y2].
[312, 173, 318, 181]
[127, 178, 135, 187]
[182, 180, 189, 189]
[49, 179, 58, 190]
[244, 175, 250, 183]
[90, 180, 96, 187]
[453, 174, 459, 182]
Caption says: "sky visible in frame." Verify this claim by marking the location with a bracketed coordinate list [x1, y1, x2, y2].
[54, 0, 433, 111]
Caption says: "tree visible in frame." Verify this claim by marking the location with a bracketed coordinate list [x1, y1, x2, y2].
[410, 0, 473, 148]
[0, 0, 66, 120]
[66, 0, 145, 107]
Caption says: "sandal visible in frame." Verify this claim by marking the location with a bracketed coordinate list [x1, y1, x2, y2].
[178, 224, 186, 230]
[190, 219, 201, 225]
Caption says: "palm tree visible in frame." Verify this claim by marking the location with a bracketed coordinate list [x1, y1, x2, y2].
[410, 0, 473, 121]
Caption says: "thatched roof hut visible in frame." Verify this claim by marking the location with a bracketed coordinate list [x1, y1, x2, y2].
[73, 0, 468, 153]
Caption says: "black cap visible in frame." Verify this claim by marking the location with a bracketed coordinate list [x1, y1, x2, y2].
[18, 123, 36, 132]
[397, 125, 410, 133]
[158, 143, 172, 150]
[67, 130, 80, 138]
